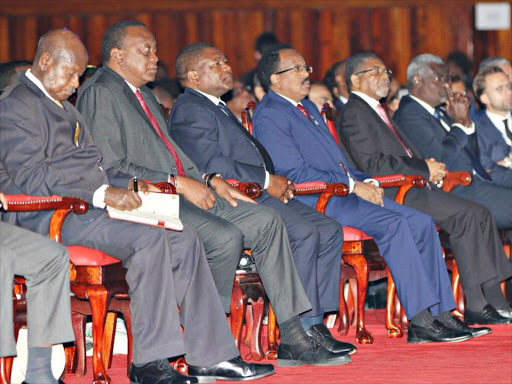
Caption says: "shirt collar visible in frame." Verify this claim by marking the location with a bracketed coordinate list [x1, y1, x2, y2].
[193, 88, 224, 106]
[485, 109, 511, 126]
[339, 95, 348, 104]
[409, 95, 436, 115]
[124, 80, 139, 94]
[351, 91, 380, 109]
[25, 69, 58, 103]
[275, 92, 300, 107]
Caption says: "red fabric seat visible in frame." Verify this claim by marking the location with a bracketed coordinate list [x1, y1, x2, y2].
[343, 227, 373, 241]
[67, 246, 120, 266]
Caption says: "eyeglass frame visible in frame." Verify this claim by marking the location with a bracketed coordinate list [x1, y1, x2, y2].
[274, 64, 313, 75]
[354, 66, 393, 77]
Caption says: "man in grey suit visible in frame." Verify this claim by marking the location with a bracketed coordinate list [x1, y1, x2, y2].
[77, 20, 352, 368]
[1, 192, 73, 384]
[0, 29, 275, 383]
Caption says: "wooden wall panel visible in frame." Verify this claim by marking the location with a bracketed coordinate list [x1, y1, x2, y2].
[0, 1, 510, 84]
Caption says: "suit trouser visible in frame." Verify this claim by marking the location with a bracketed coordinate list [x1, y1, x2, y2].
[181, 197, 312, 324]
[255, 193, 344, 318]
[489, 166, 512, 189]
[60, 211, 238, 366]
[299, 194, 455, 319]
[451, 178, 512, 230]
[0, 223, 74, 357]
[403, 187, 512, 289]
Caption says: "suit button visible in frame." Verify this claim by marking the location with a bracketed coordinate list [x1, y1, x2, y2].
[171, 166, 176, 171]
[338, 162, 344, 167]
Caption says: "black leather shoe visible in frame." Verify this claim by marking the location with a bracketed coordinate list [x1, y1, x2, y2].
[130, 359, 198, 384]
[465, 304, 512, 325]
[407, 320, 473, 343]
[187, 356, 275, 382]
[306, 323, 357, 355]
[496, 306, 512, 320]
[442, 315, 492, 338]
[277, 336, 351, 367]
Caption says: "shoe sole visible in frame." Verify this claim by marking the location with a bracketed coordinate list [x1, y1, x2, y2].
[407, 334, 473, 344]
[193, 369, 276, 382]
[277, 355, 351, 367]
[471, 328, 492, 338]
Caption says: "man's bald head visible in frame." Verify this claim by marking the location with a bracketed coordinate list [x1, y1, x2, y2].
[32, 29, 88, 101]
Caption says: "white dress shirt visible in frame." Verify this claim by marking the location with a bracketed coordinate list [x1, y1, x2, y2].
[485, 109, 512, 147]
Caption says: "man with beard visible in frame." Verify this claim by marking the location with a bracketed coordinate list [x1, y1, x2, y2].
[170, 42, 356, 366]
[472, 65, 512, 188]
[337, 51, 512, 324]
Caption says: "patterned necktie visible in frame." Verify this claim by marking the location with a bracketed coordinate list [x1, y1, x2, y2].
[135, 90, 185, 176]
[297, 104, 311, 120]
[376, 103, 413, 158]
[217, 102, 275, 173]
[504, 119, 512, 143]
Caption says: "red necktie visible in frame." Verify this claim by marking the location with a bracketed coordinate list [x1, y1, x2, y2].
[376, 103, 413, 158]
[297, 104, 311, 120]
[135, 90, 185, 176]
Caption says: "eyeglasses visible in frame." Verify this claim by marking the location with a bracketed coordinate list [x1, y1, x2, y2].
[490, 83, 512, 93]
[354, 66, 392, 77]
[275, 64, 313, 75]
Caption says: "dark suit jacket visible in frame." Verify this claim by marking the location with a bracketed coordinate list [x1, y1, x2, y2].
[474, 110, 512, 187]
[0, 72, 131, 235]
[337, 93, 431, 198]
[170, 88, 269, 185]
[77, 67, 204, 183]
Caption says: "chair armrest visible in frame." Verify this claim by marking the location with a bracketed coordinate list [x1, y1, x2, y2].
[226, 179, 263, 199]
[441, 171, 472, 193]
[154, 181, 177, 194]
[3, 194, 89, 242]
[293, 181, 349, 214]
[373, 174, 427, 205]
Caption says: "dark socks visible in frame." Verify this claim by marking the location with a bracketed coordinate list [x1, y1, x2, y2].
[299, 314, 324, 331]
[434, 311, 455, 326]
[410, 309, 435, 327]
[482, 282, 510, 311]
[464, 285, 488, 312]
[25, 346, 57, 384]
[279, 315, 311, 345]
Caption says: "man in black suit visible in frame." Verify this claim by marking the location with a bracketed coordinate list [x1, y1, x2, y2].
[393, 54, 512, 230]
[0, 28, 275, 384]
[324, 60, 349, 113]
[337, 51, 512, 324]
[170, 42, 357, 365]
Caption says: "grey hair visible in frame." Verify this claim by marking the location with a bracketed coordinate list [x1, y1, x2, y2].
[406, 54, 444, 87]
[479, 57, 510, 72]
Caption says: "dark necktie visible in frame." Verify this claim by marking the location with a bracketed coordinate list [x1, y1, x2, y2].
[504, 119, 512, 143]
[376, 103, 414, 158]
[217, 102, 275, 174]
[135, 90, 185, 176]
[434, 107, 492, 182]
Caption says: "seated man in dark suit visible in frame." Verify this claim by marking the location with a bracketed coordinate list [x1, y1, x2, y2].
[0, 28, 274, 384]
[393, 54, 512, 229]
[323, 60, 349, 113]
[1, 193, 73, 384]
[252, 46, 490, 343]
[472, 66, 512, 188]
[170, 42, 356, 366]
[337, 51, 512, 324]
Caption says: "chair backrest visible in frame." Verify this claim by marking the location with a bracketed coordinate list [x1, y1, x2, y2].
[321, 103, 341, 146]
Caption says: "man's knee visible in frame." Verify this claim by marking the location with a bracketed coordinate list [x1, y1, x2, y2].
[203, 220, 244, 262]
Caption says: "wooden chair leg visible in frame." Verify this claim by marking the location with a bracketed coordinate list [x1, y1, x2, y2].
[66, 311, 87, 376]
[501, 240, 511, 298]
[451, 261, 464, 319]
[244, 305, 254, 348]
[337, 279, 350, 335]
[87, 285, 112, 384]
[230, 281, 246, 350]
[343, 254, 373, 344]
[0, 357, 13, 384]
[103, 312, 117, 369]
[347, 278, 357, 327]
[386, 269, 402, 338]
[265, 304, 278, 360]
[249, 298, 265, 361]
[122, 302, 133, 378]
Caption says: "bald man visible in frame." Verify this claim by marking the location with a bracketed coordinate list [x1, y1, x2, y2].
[0, 29, 275, 384]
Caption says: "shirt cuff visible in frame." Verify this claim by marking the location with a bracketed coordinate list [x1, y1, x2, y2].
[453, 121, 475, 135]
[348, 176, 355, 193]
[364, 178, 380, 187]
[92, 184, 109, 209]
[264, 171, 270, 189]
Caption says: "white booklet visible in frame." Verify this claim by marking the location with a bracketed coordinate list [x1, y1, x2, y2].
[107, 192, 183, 231]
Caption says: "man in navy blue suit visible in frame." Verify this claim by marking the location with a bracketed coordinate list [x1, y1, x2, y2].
[393, 54, 512, 230]
[472, 65, 512, 188]
[170, 43, 355, 367]
[252, 46, 490, 342]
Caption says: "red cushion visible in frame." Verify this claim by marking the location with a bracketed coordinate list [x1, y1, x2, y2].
[343, 226, 372, 241]
[294, 181, 327, 190]
[4, 194, 62, 203]
[67, 246, 120, 266]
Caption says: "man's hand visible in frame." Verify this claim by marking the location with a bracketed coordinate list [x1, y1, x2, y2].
[176, 175, 216, 210]
[425, 158, 447, 183]
[353, 181, 384, 206]
[267, 174, 295, 203]
[210, 177, 256, 207]
[0, 192, 6, 209]
[104, 187, 142, 211]
[497, 157, 512, 169]
[445, 87, 471, 127]
[128, 179, 162, 194]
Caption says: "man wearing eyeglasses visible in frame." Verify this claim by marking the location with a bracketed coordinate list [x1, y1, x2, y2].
[338, 52, 512, 324]
[472, 65, 512, 188]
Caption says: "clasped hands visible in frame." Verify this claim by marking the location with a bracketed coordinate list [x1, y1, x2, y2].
[267, 174, 295, 204]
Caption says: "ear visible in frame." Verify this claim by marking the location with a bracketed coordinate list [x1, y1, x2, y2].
[270, 73, 280, 88]
[412, 74, 422, 87]
[187, 70, 199, 85]
[38, 52, 52, 71]
[350, 73, 360, 90]
[110, 48, 123, 65]
[479, 93, 490, 106]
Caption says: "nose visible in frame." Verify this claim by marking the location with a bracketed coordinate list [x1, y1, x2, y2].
[71, 73, 80, 88]
[150, 51, 158, 63]
[223, 62, 232, 73]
